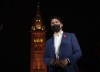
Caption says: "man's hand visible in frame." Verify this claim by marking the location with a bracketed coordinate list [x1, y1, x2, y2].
[57, 58, 69, 68]
[50, 59, 56, 65]
[61, 58, 69, 65]
[50, 59, 61, 65]
[50, 58, 69, 67]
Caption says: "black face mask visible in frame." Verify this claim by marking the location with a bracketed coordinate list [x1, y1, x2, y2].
[51, 24, 61, 32]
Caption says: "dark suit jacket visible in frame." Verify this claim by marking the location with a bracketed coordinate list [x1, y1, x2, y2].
[44, 32, 82, 72]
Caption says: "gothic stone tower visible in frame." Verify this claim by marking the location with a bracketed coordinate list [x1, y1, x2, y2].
[30, 3, 47, 72]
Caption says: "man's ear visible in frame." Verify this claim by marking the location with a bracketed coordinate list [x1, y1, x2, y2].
[61, 23, 63, 27]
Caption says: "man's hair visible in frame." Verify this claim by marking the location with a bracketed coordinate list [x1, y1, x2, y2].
[50, 16, 63, 23]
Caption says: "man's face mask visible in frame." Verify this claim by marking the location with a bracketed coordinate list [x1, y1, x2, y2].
[51, 24, 61, 32]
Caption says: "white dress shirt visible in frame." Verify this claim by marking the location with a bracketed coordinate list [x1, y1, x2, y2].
[54, 31, 63, 59]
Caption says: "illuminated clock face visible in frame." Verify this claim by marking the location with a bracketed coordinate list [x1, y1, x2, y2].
[36, 24, 41, 29]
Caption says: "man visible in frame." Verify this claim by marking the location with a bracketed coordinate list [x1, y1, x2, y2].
[44, 16, 82, 72]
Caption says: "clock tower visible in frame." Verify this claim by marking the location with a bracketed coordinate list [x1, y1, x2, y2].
[30, 2, 47, 72]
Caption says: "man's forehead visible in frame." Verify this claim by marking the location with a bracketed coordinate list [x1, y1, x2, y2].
[51, 19, 60, 22]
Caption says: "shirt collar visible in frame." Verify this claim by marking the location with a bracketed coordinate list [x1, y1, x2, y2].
[53, 31, 63, 37]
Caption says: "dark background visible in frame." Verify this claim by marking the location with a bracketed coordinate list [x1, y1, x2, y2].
[0, 0, 99, 72]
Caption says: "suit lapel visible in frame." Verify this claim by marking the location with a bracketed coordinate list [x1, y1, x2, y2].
[51, 37, 55, 50]
[59, 32, 67, 56]
[51, 37, 56, 58]
[60, 32, 66, 47]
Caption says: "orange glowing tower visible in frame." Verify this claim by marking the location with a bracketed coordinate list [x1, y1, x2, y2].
[30, 2, 47, 72]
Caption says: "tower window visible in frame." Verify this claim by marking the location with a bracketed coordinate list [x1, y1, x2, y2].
[36, 20, 38, 22]
[39, 20, 40, 22]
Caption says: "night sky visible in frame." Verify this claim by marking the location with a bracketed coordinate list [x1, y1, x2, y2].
[1, 0, 99, 72]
